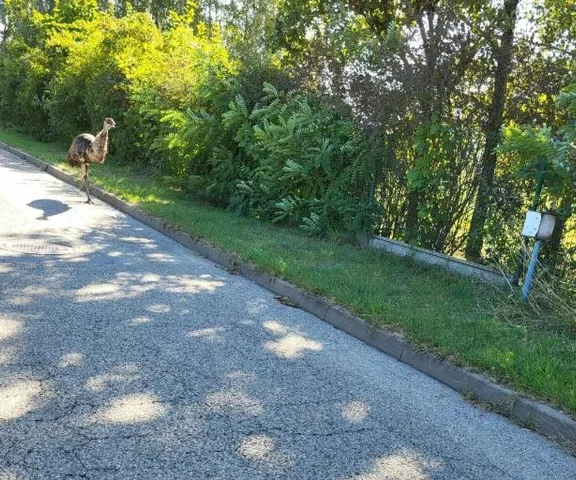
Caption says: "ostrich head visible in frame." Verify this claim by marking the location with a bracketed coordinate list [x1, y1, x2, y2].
[103, 118, 116, 131]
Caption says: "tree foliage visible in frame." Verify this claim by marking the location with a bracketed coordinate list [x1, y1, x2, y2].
[1, 0, 576, 296]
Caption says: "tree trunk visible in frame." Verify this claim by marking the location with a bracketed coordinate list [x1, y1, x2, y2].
[404, 12, 437, 241]
[465, 0, 519, 261]
[404, 190, 422, 242]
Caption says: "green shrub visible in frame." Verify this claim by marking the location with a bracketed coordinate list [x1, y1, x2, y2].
[0, 39, 51, 136]
[210, 83, 379, 236]
[0, 3, 377, 239]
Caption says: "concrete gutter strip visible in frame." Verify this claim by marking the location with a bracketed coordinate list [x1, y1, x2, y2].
[3, 141, 575, 454]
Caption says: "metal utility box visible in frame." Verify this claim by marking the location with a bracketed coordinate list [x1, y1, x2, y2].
[521, 211, 556, 241]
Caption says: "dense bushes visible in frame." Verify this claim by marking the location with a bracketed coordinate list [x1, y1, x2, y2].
[0, 38, 51, 136]
[0, 7, 378, 237]
[41, 11, 235, 167]
[0, 0, 575, 300]
[158, 83, 379, 236]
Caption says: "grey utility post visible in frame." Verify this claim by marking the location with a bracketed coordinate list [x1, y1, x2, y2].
[520, 211, 556, 302]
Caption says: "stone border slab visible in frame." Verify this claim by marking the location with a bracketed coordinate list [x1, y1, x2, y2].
[2, 141, 575, 455]
[369, 235, 511, 285]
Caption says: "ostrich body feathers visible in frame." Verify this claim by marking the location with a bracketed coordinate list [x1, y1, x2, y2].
[67, 130, 110, 167]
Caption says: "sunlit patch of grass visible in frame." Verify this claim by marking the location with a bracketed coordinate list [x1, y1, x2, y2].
[1, 129, 575, 416]
[0, 128, 66, 164]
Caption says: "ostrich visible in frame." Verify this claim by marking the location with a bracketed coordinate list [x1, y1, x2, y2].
[67, 118, 116, 204]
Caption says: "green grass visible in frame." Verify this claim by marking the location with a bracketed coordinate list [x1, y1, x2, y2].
[1, 128, 575, 417]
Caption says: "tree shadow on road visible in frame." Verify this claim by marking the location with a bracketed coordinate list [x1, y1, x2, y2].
[0, 209, 569, 480]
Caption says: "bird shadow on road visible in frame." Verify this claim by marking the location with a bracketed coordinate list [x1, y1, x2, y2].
[27, 198, 71, 220]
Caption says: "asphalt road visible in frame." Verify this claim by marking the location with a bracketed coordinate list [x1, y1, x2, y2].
[0, 149, 575, 480]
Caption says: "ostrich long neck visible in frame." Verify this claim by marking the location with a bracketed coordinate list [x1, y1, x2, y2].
[93, 128, 110, 162]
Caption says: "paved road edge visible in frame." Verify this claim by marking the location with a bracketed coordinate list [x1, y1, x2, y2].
[3, 141, 575, 455]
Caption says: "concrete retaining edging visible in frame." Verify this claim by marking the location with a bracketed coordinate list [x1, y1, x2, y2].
[369, 235, 511, 285]
[3, 142, 575, 455]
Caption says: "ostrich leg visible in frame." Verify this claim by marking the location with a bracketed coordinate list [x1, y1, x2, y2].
[82, 164, 93, 204]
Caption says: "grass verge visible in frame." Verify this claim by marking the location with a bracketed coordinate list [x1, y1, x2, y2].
[1, 127, 574, 417]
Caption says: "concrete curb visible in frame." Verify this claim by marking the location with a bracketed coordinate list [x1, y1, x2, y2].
[3, 142, 575, 455]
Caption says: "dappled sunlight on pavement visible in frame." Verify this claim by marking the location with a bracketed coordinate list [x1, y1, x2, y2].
[0, 467, 26, 480]
[58, 352, 84, 368]
[127, 316, 153, 326]
[348, 449, 440, 480]
[0, 317, 23, 341]
[146, 303, 171, 313]
[76, 273, 224, 302]
[96, 393, 167, 424]
[1, 150, 575, 479]
[342, 400, 370, 423]
[264, 333, 323, 359]
[262, 319, 288, 334]
[237, 434, 275, 460]
[262, 319, 324, 359]
[85, 364, 140, 392]
[0, 379, 45, 421]
[0, 346, 18, 366]
[235, 433, 295, 470]
[186, 326, 227, 340]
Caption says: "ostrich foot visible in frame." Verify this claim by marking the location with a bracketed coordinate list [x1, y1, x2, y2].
[85, 198, 94, 204]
